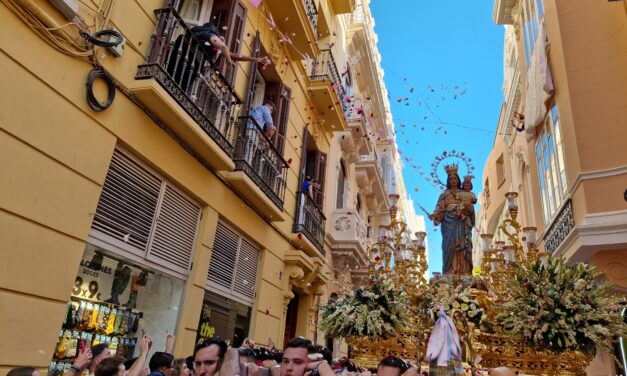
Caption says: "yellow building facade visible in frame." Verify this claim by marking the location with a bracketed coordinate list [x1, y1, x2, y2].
[0, 0, 411, 373]
[482, 0, 627, 373]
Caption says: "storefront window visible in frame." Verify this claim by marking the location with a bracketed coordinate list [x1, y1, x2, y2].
[49, 244, 185, 374]
[196, 291, 252, 348]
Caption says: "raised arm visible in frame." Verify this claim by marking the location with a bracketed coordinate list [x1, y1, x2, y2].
[127, 335, 152, 376]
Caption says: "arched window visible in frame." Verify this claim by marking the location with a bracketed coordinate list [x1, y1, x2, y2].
[336, 160, 347, 209]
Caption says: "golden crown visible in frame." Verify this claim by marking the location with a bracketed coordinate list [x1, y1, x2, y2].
[444, 163, 459, 175]
[463, 175, 474, 183]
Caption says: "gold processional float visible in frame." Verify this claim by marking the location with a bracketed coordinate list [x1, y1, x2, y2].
[320, 160, 626, 376]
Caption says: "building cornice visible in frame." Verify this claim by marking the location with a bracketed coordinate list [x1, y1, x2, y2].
[569, 164, 627, 196]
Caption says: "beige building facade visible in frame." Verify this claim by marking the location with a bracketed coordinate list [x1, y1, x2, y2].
[0, 0, 412, 373]
[482, 0, 627, 373]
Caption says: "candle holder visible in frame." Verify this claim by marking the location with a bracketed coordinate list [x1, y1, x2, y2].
[505, 192, 519, 219]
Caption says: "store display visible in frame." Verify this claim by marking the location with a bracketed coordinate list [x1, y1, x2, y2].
[50, 296, 142, 372]
[50, 244, 185, 375]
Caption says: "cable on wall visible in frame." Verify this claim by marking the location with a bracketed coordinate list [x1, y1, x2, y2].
[86, 67, 115, 111]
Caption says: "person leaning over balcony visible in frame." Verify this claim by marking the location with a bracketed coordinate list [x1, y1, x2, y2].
[244, 100, 276, 168]
[250, 100, 276, 139]
[168, 23, 271, 93]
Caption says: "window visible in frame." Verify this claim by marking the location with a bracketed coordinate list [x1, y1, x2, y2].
[89, 148, 201, 275]
[496, 154, 505, 187]
[380, 155, 389, 189]
[306, 149, 327, 207]
[520, 0, 544, 66]
[207, 221, 261, 305]
[178, 0, 215, 25]
[244, 36, 291, 155]
[265, 82, 291, 154]
[535, 104, 567, 223]
[484, 178, 491, 208]
[336, 160, 347, 209]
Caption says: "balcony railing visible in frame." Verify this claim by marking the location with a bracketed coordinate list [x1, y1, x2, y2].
[302, 0, 318, 38]
[136, 7, 242, 157]
[293, 192, 326, 254]
[233, 116, 289, 209]
[310, 49, 350, 111]
[543, 199, 574, 254]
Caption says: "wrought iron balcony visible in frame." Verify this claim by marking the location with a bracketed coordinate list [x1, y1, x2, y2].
[264, 0, 319, 57]
[293, 192, 326, 255]
[302, 0, 318, 37]
[543, 199, 575, 254]
[135, 7, 241, 159]
[308, 49, 350, 131]
[233, 116, 288, 210]
[310, 49, 347, 106]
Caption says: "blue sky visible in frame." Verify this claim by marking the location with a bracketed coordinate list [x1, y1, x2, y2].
[370, 1, 505, 275]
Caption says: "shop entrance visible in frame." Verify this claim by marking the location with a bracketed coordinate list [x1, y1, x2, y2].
[283, 293, 300, 345]
[196, 291, 252, 348]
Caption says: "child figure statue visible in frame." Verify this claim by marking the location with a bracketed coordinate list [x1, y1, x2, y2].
[455, 175, 477, 227]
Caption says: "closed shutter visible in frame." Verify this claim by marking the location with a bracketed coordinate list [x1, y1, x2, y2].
[207, 222, 238, 292]
[90, 148, 201, 275]
[264, 82, 291, 155]
[91, 150, 162, 255]
[147, 184, 201, 273]
[207, 220, 261, 305]
[232, 238, 260, 301]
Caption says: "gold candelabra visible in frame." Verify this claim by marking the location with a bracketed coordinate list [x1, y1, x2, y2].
[480, 192, 551, 294]
[368, 193, 429, 293]
[351, 194, 430, 368]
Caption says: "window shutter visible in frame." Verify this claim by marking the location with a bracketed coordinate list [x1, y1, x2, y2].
[91, 150, 162, 255]
[209, 0, 248, 84]
[298, 126, 309, 188]
[264, 82, 291, 155]
[207, 221, 260, 305]
[90, 148, 201, 275]
[147, 184, 201, 273]
[314, 151, 327, 207]
[244, 32, 261, 112]
[208, 222, 239, 293]
[232, 237, 260, 301]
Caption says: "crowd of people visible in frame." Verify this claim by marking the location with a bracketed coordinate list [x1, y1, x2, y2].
[7, 335, 517, 376]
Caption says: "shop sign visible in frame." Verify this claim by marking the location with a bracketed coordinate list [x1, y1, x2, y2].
[72, 253, 146, 307]
[196, 303, 217, 344]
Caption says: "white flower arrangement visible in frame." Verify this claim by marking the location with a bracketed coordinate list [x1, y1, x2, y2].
[319, 270, 408, 339]
[499, 258, 627, 356]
